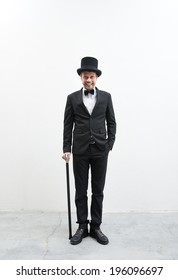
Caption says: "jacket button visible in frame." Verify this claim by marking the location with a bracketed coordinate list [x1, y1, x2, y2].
[89, 136, 95, 144]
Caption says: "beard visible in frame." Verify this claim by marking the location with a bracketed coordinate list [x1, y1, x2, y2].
[84, 83, 95, 89]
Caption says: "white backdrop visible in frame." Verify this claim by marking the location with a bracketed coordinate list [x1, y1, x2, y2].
[0, 0, 178, 212]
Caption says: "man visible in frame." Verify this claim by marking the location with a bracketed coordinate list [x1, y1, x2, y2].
[62, 57, 116, 245]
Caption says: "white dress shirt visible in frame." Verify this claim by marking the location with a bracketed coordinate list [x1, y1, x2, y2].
[82, 87, 97, 115]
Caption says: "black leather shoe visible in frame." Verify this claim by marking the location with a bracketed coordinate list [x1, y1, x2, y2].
[70, 228, 88, 245]
[90, 228, 109, 245]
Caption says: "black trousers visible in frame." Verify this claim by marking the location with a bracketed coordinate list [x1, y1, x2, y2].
[73, 147, 109, 229]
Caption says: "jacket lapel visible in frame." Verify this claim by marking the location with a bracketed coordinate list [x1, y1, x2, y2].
[79, 88, 90, 115]
[91, 87, 100, 116]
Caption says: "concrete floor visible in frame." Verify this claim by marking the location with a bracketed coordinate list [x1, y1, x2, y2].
[0, 211, 178, 260]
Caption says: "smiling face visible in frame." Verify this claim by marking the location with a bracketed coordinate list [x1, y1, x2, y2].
[80, 71, 98, 90]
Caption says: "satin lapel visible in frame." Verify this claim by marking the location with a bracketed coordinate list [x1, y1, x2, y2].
[79, 88, 90, 115]
[91, 87, 100, 116]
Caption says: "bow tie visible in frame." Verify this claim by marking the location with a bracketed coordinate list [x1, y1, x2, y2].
[84, 89, 94, 95]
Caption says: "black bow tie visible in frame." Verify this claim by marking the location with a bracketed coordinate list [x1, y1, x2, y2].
[84, 89, 94, 95]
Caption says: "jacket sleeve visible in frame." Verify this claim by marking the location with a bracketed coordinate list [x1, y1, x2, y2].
[106, 94, 116, 150]
[63, 95, 74, 153]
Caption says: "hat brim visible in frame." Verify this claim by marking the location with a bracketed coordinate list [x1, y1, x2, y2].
[77, 68, 102, 77]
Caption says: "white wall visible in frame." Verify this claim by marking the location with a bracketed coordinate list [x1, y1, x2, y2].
[0, 0, 178, 212]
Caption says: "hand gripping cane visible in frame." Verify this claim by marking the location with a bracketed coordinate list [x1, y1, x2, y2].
[65, 156, 72, 239]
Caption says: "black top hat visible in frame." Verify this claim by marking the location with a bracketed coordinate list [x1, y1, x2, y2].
[77, 57, 102, 77]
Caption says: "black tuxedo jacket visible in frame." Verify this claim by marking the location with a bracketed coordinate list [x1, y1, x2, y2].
[63, 88, 116, 155]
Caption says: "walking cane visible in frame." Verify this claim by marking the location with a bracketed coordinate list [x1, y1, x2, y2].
[65, 156, 72, 239]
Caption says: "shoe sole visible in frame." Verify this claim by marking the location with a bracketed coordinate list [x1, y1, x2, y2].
[90, 232, 109, 245]
[70, 232, 88, 245]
